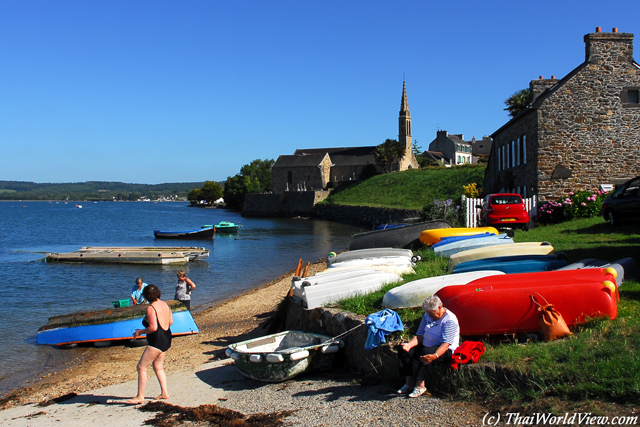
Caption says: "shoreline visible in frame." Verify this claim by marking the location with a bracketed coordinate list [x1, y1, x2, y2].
[0, 260, 328, 410]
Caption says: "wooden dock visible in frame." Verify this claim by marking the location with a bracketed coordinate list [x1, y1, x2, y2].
[45, 246, 209, 265]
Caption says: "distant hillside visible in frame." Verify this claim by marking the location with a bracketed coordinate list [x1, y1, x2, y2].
[320, 165, 486, 210]
[0, 181, 206, 201]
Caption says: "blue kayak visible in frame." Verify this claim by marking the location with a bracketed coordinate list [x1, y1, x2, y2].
[452, 254, 568, 274]
[430, 232, 494, 249]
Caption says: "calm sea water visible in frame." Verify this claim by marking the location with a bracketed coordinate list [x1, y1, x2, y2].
[0, 201, 359, 396]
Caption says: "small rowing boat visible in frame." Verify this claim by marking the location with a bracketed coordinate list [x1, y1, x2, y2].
[419, 227, 499, 246]
[226, 331, 343, 382]
[153, 225, 215, 239]
[37, 300, 199, 348]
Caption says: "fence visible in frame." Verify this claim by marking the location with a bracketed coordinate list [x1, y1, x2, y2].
[463, 195, 538, 228]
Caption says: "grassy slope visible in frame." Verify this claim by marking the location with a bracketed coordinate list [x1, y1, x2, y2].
[321, 165, 486, 209]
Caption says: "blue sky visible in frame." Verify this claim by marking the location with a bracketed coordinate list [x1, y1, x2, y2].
[2, 1, 639, 184]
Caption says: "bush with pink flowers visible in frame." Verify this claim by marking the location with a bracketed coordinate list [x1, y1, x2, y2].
[535, 190, 609, 225]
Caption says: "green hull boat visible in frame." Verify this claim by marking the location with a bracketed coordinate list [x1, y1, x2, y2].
[225, 330, 343, 382]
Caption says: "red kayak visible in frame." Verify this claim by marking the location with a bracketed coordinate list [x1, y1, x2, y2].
[435, 268, 618, 336]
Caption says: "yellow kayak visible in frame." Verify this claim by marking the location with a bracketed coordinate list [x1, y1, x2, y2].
[419, 227, 499, 246]
[447, 242, 554, 272]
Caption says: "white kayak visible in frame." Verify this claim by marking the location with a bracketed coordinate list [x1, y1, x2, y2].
[328, 256, 414, 275]
[382, 270, 506, 309]
[296, 271, 401, 309]
[556, 257, 637, 285]
[447, 242, 554, 272]
[433, 234, 514, 258]
[326, 248, 414, 266]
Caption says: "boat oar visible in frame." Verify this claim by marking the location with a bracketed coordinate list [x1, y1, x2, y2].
[295, 259, 303, 277]
[302, 261, 310, 278]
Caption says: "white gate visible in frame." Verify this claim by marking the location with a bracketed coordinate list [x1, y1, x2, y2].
[463, 195, 537, 228]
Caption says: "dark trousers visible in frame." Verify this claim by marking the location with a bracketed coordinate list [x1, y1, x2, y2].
[398, 344, 452, 386]
[178, 299, 191, 311]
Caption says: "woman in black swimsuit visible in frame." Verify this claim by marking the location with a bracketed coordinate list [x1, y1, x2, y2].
[126, 284, 173, 404]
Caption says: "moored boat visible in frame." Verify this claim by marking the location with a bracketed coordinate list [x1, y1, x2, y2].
[225, 330, 343, 382]
[349, 220, 453, 250]
[153, 225, 215, 239]
[419, 227, 500, 246]
[37, 300, 199, 347]
[212, 221, 241, 234]
[435, 268, 618, 336]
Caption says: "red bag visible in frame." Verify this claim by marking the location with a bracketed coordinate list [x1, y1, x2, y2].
[531, 293, 573, 342]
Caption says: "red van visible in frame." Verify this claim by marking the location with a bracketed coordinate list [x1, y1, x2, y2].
[480, 193, 530, 230]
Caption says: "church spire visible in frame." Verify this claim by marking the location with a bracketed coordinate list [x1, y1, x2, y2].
[398, 80, 418, 171]
[399, 80, 411, 142]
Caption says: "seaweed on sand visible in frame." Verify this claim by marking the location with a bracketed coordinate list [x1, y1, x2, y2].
[138, 401, 295, 427]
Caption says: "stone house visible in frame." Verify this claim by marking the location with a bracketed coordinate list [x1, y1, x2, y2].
[427, 130, 473, 165]
[483, 27, 640, 200]
[271, 82, 419, 193]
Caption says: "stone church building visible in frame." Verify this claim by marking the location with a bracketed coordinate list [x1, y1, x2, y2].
[483, 27, 640, 201]
[271, 82, 419, 193]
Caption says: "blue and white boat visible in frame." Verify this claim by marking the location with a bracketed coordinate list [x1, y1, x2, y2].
[451, 254, 568, 274]
[432, 233, 514, 257]
[37, 301, 199, 347]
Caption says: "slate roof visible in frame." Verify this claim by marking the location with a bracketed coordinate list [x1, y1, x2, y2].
[293, 146, 378, 167]
[272, 153, 329, 168]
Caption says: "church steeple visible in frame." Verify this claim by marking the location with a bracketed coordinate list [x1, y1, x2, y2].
[398, 80, 418, 170]
[399, 81, 411, 142]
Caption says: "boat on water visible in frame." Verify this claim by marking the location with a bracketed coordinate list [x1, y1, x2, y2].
[382, 270, 506, 309]
[435, 268, 618, 336]
[153, 225, 215, 239]
[212, 221, 241, 234]
[419, 227, 500, 246]
[37, 300, 199, 348]
[226, 331, 343, 382]
[447, 241, 555, 272]
[451, 254, 568, 274]
[77, 246, 210, 261]
[349, 220, 453, 250]
[45, 249, 190, 265]
[432, 233, 514, 258]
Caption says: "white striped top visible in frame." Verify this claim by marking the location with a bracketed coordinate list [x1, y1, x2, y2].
[416, 310, 460, 352]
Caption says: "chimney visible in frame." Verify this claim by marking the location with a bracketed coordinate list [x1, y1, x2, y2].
[584, 27, 634, 64]
[530, 76, 559, 100]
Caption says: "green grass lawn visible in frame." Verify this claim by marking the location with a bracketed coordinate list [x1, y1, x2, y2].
[339, 217, 640, 411]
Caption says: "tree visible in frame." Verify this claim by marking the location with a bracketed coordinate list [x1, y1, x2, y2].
[200, 181, 223, 203]
[223, 158, 275, 211]
[375, 139, 405, 173]
[504, 88, 533, 118]
[187, 188, 202, 202]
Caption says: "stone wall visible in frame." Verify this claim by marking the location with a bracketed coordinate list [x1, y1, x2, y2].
[312, 203, 422, 229]
[283, 301, 399, 379]
[242, 191, 331, 217]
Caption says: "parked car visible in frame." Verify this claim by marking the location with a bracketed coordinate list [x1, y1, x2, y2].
[601, 176, 640, 225]
[478, 193, 530, 231]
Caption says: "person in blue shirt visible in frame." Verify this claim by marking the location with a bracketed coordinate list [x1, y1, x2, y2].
[131, 277, 148, 305]
[396, 295, 460, 398]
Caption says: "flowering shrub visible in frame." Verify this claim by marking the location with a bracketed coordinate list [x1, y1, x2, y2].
[463, 183, 480, 199]
[421, 199, 466, 227]
[535, 190, 609, 225]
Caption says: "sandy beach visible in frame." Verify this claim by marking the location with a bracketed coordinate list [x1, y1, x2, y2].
[0, 261, 486, 426]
